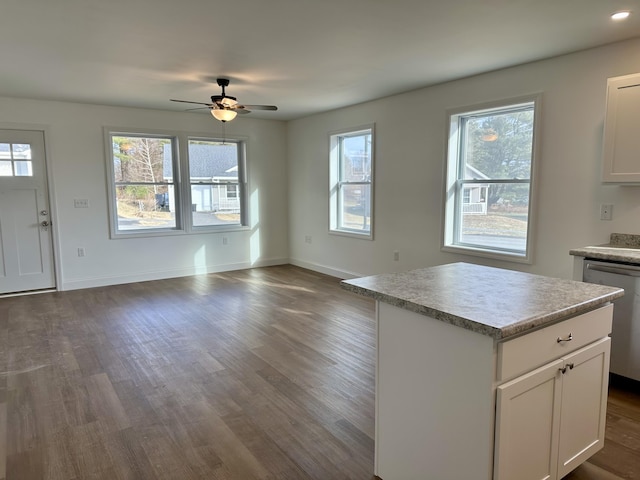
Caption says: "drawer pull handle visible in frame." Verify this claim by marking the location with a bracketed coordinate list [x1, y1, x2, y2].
[559, 363, 575, 375]
[557, 333, 573, 343]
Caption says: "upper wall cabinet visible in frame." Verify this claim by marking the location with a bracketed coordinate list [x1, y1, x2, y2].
[602, 73, 640, 183]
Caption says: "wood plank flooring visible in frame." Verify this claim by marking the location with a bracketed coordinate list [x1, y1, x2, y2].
[0, 264, 638, 479]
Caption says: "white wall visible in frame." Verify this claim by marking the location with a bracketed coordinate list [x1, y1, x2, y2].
[0, 97, 289, 290]
[3, 37, 639, 292]
[287, 38, 640, 280]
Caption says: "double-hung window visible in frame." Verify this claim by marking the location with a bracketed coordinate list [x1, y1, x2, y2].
[329, 125, 374, 238]
[106, 130, 247, 237]
[188, 139, 245, 228]
[443, 96, 539, 262]
[109, 134, 177, 232]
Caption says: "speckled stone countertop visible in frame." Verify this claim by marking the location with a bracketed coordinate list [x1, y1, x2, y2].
[570, 233, 640, 264]
[341, 262, 623, 340]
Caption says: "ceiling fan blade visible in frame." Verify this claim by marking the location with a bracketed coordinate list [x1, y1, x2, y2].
[170, 99, 214, 107]
[237, 104, 278, 111]
[235, 108, 251, 114]
[185, 107, 211, 111]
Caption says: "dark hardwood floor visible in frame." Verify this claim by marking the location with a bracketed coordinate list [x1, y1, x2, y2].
[0, 264, 638, 479]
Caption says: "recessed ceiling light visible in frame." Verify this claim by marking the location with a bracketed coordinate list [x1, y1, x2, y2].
[611, 11, 631, 20]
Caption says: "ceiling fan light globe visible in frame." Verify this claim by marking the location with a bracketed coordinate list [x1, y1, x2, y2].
[211, 108, 237, 122]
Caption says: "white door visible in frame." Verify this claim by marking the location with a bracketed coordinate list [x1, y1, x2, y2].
[494, 359, 563, 480]
[0, 129, 55, 294]
[557, 338, 610, 478]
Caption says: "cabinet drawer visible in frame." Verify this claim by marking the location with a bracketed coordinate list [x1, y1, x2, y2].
[496, 304, 613, 383]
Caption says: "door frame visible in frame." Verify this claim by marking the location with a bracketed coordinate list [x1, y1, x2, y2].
[0, 122, 61, 294]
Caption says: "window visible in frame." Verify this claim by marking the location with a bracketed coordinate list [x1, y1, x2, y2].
[188, 139, 245, 228]
[329, 125, 374, 238]
[109, 134, 177, 232]
[106, 130, 247, 236]
[0, 143, 33, 176]
[443, 96, 539, 262]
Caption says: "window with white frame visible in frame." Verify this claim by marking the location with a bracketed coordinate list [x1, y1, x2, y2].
[106, 130, 247, 236]
[443, 96, 539, 262]
[109, 134, 177, 232]
[329, 125, 374, 238]
[188, 139, 245, 228]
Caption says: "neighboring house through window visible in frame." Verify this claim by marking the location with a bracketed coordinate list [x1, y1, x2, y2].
[329, 125, 374, 239]
[443, 96, 539, 262]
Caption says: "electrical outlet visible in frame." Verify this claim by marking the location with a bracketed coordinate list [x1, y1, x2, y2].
[393, 250, 400, 261]
[600, 204, 613, 221]
[222, 237, 228, 245]
[305, 235, 312, 244]
[77, 247, 85, 257]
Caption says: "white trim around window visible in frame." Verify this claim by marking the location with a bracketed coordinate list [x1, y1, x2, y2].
[329, 124, 375, 240]
[442, 95, 541, 263]
[104, 127, 249, 238]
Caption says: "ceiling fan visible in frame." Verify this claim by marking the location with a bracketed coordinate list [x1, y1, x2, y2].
[170, 78, 278, 122]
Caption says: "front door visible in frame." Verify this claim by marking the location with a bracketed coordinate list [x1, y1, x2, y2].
[0, 129, 55, 294]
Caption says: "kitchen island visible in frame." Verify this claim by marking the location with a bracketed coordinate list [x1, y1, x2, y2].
[342, 262, 623, 480]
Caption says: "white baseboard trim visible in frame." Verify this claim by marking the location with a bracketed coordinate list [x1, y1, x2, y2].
[288, 258, 365, 280]
[60, 257, 289, 291]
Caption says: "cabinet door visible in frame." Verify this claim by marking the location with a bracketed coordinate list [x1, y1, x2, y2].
[494, 359, 563, 480]
[557, 337, 611, 478]
[602, 73, 640, 183]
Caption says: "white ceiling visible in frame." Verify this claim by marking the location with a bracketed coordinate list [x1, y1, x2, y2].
[1, 0, 638, 121]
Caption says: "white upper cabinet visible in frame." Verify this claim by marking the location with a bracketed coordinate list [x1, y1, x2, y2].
[602, 73, 640, 183]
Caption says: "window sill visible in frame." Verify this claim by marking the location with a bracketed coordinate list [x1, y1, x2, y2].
[329, 229, 373, 241]
[110, 224, 250, 240]
[441, 244, 532, 265]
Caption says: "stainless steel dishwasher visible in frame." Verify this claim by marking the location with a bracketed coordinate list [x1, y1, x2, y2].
[583, 259, 640, 381]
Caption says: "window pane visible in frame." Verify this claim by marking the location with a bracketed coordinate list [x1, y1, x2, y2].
[114, 185, 175, 230]
[12, 144, 31, 159]
[458, 183, 529, 253]
[462, 108, 534, 180]
[0, 144, 10, 159]
[14, 161, 33, 176]
[340, 184, 371, 231]
[341, 133, 372, 182]
[188, 140, 241, 227]
[191, 184, 241, 226]
[112, 136, 173, 183]
[0, 160, 12, 176]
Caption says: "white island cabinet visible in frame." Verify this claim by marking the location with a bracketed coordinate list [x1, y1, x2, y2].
[341, 263, 623, 480]
[494, 306, 611, 480]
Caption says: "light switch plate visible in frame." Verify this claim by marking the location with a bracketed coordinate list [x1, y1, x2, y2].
[74, 199, 89, 208]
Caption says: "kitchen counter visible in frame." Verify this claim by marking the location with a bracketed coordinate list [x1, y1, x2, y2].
[570, 232, 640, 264]
[341, 262, 623, 340]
